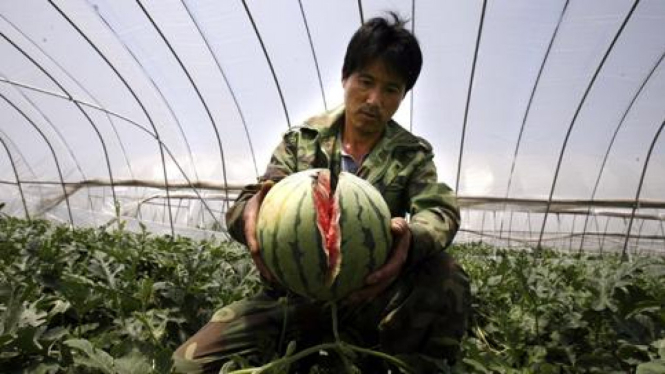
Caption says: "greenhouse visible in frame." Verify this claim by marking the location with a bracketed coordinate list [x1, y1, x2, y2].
[1, 1, 664, 373]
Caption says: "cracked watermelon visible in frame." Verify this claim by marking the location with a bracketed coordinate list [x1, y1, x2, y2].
[257, 168, 392, 301]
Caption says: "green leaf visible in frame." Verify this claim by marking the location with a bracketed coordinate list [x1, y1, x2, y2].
[64, 338, 115, 374]
[636, 360, 665, 374]
[462, 358, 490, 373]
[114, 351, 153, 374]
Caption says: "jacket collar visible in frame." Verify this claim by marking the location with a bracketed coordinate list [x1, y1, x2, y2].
[303, 105, 426, 153]
[303, 106, 428, 184]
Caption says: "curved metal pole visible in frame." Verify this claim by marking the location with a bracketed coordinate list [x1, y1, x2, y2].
[357, 0, 364, 24]
[0, 77, 226, 229]
[409, 0, 416, 132]
[0, 94, 73, 224]
[0, 78, 227, 232]
[0, 128, 40, 183]
[136, 0, 230, 218]
[537, 0, 640, 249]
[622, 117, 665, 258]
[0, 69, 94, 212]
[48, 0, 175, 236]
[241, 0, 291, 128]
[455, 0, 487, 193]
[1, 13, 135, 180]
[88, 7, 197, 182]
[579, 49, 665, 251]
[297, 0, 327, 111]
[1, 31, 119, 220]
[181, 0, 259, 179]
[501, 0, 570, 240]
[0, 133, 30, 219]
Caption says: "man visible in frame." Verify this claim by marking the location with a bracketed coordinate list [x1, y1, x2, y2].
[174, 12, 470, 373]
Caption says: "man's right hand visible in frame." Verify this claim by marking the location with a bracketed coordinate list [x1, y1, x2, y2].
[243, 180, 275, 282]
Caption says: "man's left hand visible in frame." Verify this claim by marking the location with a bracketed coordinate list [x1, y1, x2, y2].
[347, 217, 411, 304]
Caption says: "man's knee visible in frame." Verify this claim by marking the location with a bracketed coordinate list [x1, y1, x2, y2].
[379, 252, 471, 363]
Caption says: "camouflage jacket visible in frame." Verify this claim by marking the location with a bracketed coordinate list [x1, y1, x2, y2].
[226, 106, 460, 266]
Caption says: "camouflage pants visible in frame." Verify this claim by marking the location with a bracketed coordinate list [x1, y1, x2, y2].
[173, 252, 470, 373]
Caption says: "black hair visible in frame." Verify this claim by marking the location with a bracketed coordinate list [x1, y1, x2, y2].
[342, 12, 422, 93]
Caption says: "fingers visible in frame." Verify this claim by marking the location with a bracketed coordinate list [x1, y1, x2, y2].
[367, 222, 411, 285]
[244, 180, 276, 282]
[390, 217, 409, 235]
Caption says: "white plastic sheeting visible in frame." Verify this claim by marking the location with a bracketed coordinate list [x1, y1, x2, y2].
[1, 0, 664, 254]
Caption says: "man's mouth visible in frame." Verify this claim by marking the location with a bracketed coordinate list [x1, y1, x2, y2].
[359, 109, 379, 120]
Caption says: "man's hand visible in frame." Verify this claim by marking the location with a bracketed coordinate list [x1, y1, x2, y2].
[243, 180, 275, 282]
[347, 217, 411, 303]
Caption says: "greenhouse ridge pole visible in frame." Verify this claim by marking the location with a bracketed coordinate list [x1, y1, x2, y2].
[182, 0, 259, 179]
[455, 0, 487, 193]
[623, 117, 665, 258]
[0, 94, 74, 225]
[241, 0, 291, 128]
[579, 49, 665, 252]
[48, 0, 176, 237]
[537, 0, 640, 250]
[0, 134, 29, 219]
[501, 0, 570, 242]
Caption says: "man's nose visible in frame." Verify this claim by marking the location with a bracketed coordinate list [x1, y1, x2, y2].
[366, 87, 382, 106]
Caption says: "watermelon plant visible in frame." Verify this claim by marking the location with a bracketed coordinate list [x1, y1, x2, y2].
[257, 169, 392, 301]
[0, 211, 664, 373]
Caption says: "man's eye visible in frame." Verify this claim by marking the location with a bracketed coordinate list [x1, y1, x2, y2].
[359, 78, 372, 87]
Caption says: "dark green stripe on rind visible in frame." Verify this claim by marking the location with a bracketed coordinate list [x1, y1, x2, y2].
[290, 189, 315, 298]
[260, 171, 312, 295]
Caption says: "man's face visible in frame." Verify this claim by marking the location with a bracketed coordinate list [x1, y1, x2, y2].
[343, 59, 406, 137]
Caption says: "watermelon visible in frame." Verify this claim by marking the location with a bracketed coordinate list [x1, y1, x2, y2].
[256, 168, 392, 301]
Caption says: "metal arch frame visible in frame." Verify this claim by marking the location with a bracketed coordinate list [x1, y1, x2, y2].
[0, 69, 95, 213]
[409, 0, 416, 133]
[0, 133, 29, 219]
[0, 127, 43, 204]
[1, 32, 120, 221]
[537, 0, 640, 250]
[241, 0, 291, 128]
[579, 50, 665, 252]
[181, 0, 259, 180]
[357, 0, 364, 24]
[0, 94, 73, 224]
[623, 117, 665, 257]
[1, 13, 136, 181]
[90, 7, 197, 182]
[0, 77, 224, 230]
[297, 0, 328, 112]
[500, 0, 570, 243]
[48, 0, 176, 236]
[135, 0, 232, 216]
[455, 0, 487, 193]
[0, 130, 44, 183]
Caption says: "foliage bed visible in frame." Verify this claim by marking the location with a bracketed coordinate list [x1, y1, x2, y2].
[0, 215, 664, 373]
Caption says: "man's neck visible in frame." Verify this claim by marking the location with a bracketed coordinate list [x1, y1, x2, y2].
[341, 123, 384, 164]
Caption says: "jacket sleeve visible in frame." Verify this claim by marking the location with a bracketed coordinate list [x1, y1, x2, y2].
[225, 130, 299, 244]
[406, 153, 460, 265]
